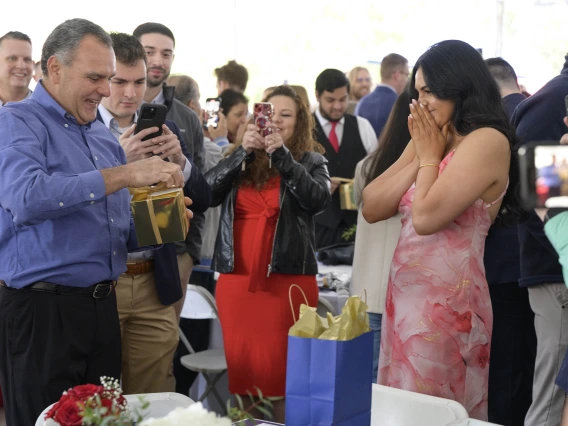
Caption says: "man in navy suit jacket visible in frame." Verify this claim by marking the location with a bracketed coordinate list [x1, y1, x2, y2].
[483, 57, 535, 426]
[97, 33, 211, 395]
[355, 53, 408, 138]
[511, 54, 568, 426]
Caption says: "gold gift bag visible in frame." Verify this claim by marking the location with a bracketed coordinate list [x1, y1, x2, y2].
[129, 185, 188, 246]
[338, 179, 357, 211]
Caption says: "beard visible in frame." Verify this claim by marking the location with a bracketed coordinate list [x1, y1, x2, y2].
[319, 106, 344, 122]
[146, 67, 170, 88]
[354, 88, 369, 100]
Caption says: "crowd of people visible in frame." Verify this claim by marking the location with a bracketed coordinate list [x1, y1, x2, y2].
[0, 17, 568, 426]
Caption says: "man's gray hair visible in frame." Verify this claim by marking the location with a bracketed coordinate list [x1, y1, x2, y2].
[41, 18, 112, 76]
[168, 74, 199, 105]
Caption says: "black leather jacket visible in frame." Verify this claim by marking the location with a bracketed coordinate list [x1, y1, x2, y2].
[205, 145, 331, 275]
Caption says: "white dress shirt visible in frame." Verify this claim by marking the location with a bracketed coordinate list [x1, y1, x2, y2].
[314, 108, 378, 154]
[98, 104, 192, 261]
[151, 89, 166, 105]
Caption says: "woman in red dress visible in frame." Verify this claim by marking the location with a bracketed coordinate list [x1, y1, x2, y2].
[205, 85, 331, 422]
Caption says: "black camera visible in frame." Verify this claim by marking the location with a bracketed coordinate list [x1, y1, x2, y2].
[141, 106, 157, 120]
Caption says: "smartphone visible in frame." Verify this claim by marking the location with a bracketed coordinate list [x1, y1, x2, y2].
[518, 141, 568, 208]
[135, 103, 167, 141]
[565, 94, 568, 117]
[253, 102, 274, 137]
[203, 97, 221, 130]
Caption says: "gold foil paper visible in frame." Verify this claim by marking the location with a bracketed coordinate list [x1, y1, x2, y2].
[129, 185, 187, 246]
[338, 179, 357, 211]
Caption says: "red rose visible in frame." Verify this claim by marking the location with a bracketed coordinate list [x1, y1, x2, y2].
[45, 394, 69, 419]
[68, 384, 103, 401]
[53, 399, 82, 426]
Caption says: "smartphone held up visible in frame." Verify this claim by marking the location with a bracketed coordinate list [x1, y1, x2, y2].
[135, 103, 167, 141]
[254, 102, 274, 137]
[518, 142, 568, 209]
[203, 97, 221, 130]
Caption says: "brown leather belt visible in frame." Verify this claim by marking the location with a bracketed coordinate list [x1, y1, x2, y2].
[124, 259, 154, 276]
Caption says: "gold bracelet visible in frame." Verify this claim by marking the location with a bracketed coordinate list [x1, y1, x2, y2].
[419, 163, 439, 169]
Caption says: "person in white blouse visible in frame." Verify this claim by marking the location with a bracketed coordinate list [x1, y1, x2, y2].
[312, 68, 377, 248]
[351, 87, 410, 382]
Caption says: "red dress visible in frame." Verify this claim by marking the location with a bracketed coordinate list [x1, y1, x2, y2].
[216, 177, 318, 396]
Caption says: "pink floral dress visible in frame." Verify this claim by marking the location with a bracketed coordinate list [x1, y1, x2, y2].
[378, 150, 505, 421]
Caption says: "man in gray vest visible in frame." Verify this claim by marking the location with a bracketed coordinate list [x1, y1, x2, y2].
[313, 69, 377, 249]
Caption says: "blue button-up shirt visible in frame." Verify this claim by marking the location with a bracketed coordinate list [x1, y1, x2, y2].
[0, 82, 135, 288]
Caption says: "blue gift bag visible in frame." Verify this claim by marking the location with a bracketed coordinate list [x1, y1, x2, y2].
[285, 330, 373, 426]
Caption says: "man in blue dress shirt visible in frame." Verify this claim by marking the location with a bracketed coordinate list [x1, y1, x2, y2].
[355, 53, 409, 138]
[0, 19, 187, 426]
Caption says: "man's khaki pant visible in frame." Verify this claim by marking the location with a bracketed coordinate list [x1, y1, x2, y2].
[116, 272, 178, 394]
[173, 252, 194, 322]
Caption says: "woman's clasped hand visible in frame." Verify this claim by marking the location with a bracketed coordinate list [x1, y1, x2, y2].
[408, 99, 449, 164]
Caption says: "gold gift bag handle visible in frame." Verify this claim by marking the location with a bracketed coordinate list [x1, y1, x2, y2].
[360, 289, 367, 304]
[288, 284, 309, 324]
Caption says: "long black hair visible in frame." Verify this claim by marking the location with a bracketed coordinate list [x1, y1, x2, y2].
[410, 39, 525, 224]
[363, 88, 411, 187]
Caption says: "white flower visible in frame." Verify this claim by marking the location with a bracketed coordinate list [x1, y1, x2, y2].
[139, 402, 232, 426]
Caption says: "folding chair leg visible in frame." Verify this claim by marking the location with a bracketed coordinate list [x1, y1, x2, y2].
[198, 372, 227, 415]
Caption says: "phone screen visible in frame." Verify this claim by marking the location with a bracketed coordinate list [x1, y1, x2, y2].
[535, 145, 568, 207]
[204, 98, 221, 129]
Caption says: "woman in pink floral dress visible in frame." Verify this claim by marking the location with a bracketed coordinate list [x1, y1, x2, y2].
[362, 40, 524, 421]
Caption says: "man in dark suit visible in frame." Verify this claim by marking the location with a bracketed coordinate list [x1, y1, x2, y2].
[98, 33, 210, 394]
[484, 57, 535, 426]
[313, 69, 377, 249]
[355, 53, 408, 138]
[511, 54, 568, 426]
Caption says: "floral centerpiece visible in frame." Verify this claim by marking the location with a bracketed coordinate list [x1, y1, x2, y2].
[44, 379, 276, 425]
[44, 376, 146, 426]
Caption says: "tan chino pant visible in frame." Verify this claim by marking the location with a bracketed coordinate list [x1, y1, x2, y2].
[173, 252, 194, 323]
[116, 272, 178, 394]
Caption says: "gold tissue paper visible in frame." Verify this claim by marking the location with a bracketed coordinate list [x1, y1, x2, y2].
[338, 179, 357, 211]
[289, 296, 370, 341]
[129, 184, 188, 246]
[288, 304, 329, 339]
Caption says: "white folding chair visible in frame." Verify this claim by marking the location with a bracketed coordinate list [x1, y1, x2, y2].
[371, 383, 469, 426]
[317, 295, 337, 317]
[179, 285, 227, 414]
